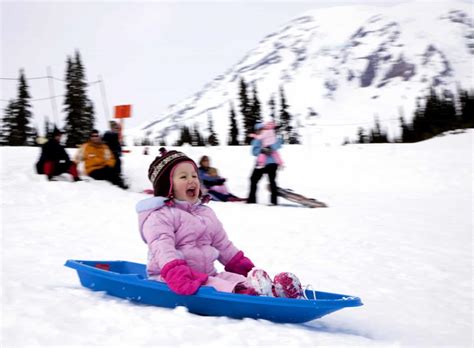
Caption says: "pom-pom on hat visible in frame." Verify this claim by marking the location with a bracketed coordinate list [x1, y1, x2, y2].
[148, 149, 199, 198]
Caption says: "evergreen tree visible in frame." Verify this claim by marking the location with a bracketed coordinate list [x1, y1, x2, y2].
[228, 103, 239, 145]
[44, 117, 53, 139]
[6, 70, 33, 146]
[250, 83, 262, 130]
[368, 117, 389, 143]
[288, 130, 301, 144]
[423, 88, 455, 136]
[63, 57, 78, 144]
[1, 99, 17, 145]
[29, 126, 39, 146]
[438, 90, 457, 132]
[268, 95, 277, 121]
[269, 94, 284, 137]
[399, 116, 414, 143]
[411, 98, 430, 141]
[410, 87, 457, 141]
[82, 99, 95, 137]
[459, 88, 474, 128]
[357, 127, 367, 143]
[279, 86, 292, 142]
[175, 125, 192, 146]
[207, 115, 219, 146]
[64, 51, 95, 147]
[158, 137, 167, 147]
[141, 137, 151, 146]
[238, 78, 252, 144]
[192, 124, 205, 146]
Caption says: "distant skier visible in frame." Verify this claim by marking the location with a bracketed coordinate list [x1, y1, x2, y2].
[35, 127, 80, 181]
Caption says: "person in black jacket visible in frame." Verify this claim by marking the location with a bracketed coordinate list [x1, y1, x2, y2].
[35, 127, 80, 181]
[102, 121, 123, 176]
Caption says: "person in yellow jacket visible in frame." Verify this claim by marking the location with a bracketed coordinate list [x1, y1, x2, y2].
[75, 129, 128, 189]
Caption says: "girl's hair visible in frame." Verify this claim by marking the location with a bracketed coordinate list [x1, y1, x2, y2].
[199, 155, 210, 167]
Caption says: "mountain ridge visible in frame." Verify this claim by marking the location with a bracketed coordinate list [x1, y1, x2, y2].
[128, 1, 473, 146]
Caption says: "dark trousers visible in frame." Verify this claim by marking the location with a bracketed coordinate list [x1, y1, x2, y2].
[89, 166, 124, 188]
[43, 161, 79, 179]
[113, 154, 122, 176]
[247, 163, 278, 205]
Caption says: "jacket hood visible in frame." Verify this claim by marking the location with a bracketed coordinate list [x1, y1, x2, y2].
[136, 197, 167, 242]
[136, 196, 207, 242]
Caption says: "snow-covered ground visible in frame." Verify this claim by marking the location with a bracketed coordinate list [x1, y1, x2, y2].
[1, 131, 472, 347]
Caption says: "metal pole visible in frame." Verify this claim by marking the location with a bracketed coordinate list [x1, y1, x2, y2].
[46, 66, 59, 126]
[98, 75, 110, 124]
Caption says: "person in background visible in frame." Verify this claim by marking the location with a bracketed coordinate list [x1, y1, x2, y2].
[159, 147, 167, 156]
[198, 155, 245, 202]
[205, 167, 232, 196]
[102, 121, 123, 176]
[35, 127, 80, 181]
[75, 129, 128, 189]
[250, 120, 284, 169]
[135, 149, 303, 298]
[247, 123, 282, 205]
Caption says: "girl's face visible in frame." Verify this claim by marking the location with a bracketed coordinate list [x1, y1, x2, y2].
[172, 162, 200, 203]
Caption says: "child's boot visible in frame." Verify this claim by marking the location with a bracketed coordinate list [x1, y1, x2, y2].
[246, 269, 274, 296]
[272, 272, 304, 299]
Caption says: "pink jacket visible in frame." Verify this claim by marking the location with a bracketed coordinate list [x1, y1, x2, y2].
[136, 197, 239, 277]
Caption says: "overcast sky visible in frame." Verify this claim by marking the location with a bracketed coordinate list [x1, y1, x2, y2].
[1, 0, 455, 133]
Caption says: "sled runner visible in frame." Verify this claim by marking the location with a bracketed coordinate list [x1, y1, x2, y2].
[274, 187, 328, 208]
[65, 259, 361, 323]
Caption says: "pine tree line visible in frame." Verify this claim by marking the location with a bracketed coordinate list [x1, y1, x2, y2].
[173, 116, 220, 147]
[400, 87, 473, 143]
[352, 86, 474, 144]
[1, 50, 95, 147]
[232, 78, 300, 145]
[171, 78, 301, 147]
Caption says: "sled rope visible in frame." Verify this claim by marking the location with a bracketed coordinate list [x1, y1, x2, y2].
[303, 284, 317, 300]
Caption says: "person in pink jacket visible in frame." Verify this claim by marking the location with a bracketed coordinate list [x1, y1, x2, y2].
[136, 149, 304, 297]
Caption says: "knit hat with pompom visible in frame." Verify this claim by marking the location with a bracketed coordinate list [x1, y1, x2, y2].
[148, 149, 199, 198]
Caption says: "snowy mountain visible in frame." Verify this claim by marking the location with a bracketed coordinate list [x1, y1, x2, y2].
[127, 1, 473, 146]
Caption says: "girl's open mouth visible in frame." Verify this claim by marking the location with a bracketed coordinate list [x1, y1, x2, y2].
[186, 188, 196, 197]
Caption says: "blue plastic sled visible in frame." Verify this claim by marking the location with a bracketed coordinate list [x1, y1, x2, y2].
[65, 259, 362, 323]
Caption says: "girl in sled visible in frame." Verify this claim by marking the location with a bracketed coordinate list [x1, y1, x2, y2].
[136, 149, 303, 298]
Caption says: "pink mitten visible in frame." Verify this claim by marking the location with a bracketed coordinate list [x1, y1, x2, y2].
[225, 251, 255, 276]
[161, 259, 208, 295]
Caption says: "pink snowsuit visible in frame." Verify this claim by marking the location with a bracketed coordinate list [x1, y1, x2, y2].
[254, 125, 283, 168]
[136, 197, 247, 293]
[208, 183, 230, 195]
